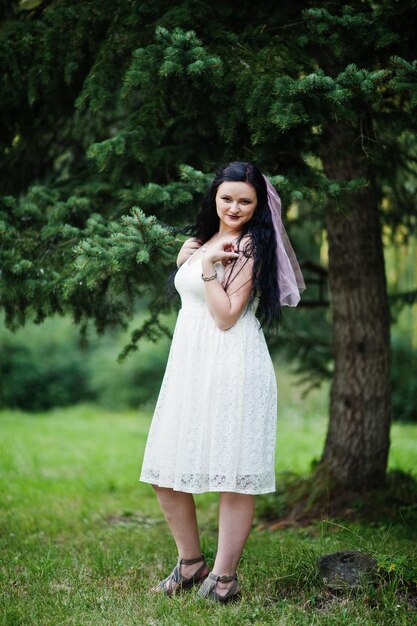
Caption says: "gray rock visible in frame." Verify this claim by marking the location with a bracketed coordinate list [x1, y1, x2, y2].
[318, 550, 377, 589]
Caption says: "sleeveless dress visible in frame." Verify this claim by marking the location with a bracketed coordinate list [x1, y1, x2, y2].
[139, 251, 278, 494]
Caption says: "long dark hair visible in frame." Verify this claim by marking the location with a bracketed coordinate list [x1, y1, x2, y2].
[192, 161, 281, 329]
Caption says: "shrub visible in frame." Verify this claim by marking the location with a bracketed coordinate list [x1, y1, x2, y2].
[391, 336, 417, 422]
[0, 319, 93, 410]
[0, 315, 171, 411]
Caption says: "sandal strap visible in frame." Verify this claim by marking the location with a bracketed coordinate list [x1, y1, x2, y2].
[208, 571, 237, 583]
[199, 571, 239, 602]
[223, 577, 239, 599]
[158, 554, 207, 593]
[179, 554, 205, 566]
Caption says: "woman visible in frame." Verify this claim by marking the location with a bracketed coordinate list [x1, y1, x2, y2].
[140, 161, 305, 602]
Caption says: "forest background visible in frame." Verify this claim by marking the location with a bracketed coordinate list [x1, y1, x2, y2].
[1, 1, 417, 623]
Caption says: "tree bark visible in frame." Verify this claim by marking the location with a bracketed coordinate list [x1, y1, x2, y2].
[320, 125, 392, 490]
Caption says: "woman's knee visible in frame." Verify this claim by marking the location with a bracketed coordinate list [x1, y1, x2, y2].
[220, 491, 254, 501]
[151, 483, 170, 493]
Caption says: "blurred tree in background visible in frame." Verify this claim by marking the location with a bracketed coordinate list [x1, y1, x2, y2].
[0, 313, 171, 411]
[0, 316, 93, 410]
[1, 0, 417, 491]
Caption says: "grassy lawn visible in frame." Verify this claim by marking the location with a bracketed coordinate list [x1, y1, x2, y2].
[1, 370, 416, 625]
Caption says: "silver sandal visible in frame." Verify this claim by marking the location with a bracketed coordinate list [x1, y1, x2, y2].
[198, 571, 241, 603]
[154, 554, 208, 595]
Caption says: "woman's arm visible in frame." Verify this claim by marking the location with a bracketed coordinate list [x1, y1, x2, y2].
[176, 237, 202, 268]
[201, 237, 254, 330]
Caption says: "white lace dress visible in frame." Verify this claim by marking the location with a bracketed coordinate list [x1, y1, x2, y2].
[139, 252, 277, 494]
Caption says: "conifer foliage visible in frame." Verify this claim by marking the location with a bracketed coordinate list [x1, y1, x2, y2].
[0, 1, 222, 336]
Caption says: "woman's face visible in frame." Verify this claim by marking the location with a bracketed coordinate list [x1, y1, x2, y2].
[215, 181, 257, 234]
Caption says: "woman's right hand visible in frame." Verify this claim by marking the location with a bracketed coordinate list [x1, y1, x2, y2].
[203, 237, 240, 266]
[176, 237, 202, 267]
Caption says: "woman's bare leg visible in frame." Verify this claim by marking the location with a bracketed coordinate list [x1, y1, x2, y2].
[212, 492, 255, 595]
[152, 485, 209, 587]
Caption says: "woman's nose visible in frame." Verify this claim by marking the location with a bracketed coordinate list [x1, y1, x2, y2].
[230, 202, 239, 213]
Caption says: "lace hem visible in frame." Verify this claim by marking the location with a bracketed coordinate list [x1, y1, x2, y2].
[140, 468, 276, 495]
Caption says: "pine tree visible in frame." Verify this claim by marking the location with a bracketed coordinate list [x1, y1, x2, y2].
[273, 3, 417, 488]
[1, 0, 417, 491]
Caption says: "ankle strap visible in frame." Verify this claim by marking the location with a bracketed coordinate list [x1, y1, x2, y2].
[179, 554, 205, 565]
[209, 571, 237, 583]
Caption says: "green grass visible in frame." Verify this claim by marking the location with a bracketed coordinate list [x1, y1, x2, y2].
[1, 371, 417, 625]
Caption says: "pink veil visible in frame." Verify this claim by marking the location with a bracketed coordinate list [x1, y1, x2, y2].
[263, 175, 306, 306]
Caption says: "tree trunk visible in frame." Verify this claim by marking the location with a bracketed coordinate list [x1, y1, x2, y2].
[320, 126, 392, 490]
